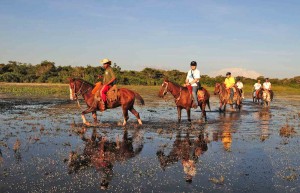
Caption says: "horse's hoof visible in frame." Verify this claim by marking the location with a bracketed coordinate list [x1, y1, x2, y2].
[138, 119, 143, 125]
[84, 122, 91, 126]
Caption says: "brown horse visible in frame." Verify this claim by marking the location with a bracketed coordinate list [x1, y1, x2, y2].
[214, 83, 242, 112]
[158, 79, 211, 122]
[68, 78, 144, 126]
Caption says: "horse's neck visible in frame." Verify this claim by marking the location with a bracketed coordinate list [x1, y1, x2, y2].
[169, 83, 181, 97]
[220, 84, 227, 94]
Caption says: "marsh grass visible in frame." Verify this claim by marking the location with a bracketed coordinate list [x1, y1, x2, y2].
[0, 82, 299, 99]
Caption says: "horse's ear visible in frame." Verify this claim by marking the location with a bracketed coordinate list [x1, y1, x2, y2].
[67, 77, 74, 82]
[164, 77, 169, 82]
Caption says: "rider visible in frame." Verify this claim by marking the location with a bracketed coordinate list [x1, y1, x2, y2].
[253, 79, 262, 97]
[235, 78, 244, 99]
[99, 58, 116, 111]
[224, 72, 235, 103]
[263, 78, 273, 100]
[185, 61, 201, 109]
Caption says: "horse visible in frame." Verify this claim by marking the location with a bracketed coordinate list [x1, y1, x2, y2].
[158, 79, 211, 122]
[214, 83, 242, 112]
[253, 88, 272, 107]
[68, 78, 144, 126]
[253, 88, 263, 104]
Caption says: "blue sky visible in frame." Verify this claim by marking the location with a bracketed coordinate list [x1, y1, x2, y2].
[1, 0, 299, 78]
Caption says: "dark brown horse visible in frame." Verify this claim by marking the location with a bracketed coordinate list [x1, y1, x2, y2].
[253, 88, 264, 104]
[68, 78, 144, 126]
[158, 79, 211, 122]
[214, 83, 242, 112]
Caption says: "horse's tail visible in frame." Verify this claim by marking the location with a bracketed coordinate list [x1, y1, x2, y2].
[207, 98, 211, 111]
[134, 92, 145, 105]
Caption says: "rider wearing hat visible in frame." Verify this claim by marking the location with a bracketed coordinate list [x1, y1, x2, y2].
[99, 58, 116, 111]
[224, 72, 235, 103]
[185, 61, 201, 109]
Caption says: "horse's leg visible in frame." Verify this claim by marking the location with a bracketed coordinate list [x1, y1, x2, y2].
[81, 107, 96, 126]
[129, 106, 142, 125]
[219, 101, 223, 112]
[92, 111, 99, 124]
[122, 105, 129, 126]
[177, 106, 182, 123]
[187, 108, 191, 122]
[201, 102, 207, 122]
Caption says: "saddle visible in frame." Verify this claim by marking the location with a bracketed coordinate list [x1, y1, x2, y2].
[106, 85, 119, 104]
[197, 90, 205, 101]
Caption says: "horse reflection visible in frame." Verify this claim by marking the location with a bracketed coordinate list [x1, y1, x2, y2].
[258, 109, 272, 141]
[211, 113, 240, 151]
[156, 131, 208, 182]
[67, 128, 144, 189]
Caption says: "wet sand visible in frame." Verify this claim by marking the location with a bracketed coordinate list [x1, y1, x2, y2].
[0, 93, 299, 192]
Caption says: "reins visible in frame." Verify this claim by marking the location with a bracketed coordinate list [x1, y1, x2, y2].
[73, 79, 93, 110]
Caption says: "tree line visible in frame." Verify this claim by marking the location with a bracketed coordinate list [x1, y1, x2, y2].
[0, 61, 299, 88]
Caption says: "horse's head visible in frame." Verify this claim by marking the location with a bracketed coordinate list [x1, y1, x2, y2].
[158, 79, 169, 98]
[214, 83, 221, 95]
[67, 77, 81, 100]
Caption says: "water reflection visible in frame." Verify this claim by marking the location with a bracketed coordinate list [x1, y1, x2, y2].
[256, 109, 272, 141]
[67, 128, 144, 190]
[212, 113, 240, 152]
[156, 130, 208, 182]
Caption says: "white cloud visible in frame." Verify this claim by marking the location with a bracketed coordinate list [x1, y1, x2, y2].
[209, 67, 261, 79]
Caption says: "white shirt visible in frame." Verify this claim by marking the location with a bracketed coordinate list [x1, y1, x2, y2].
[263, 82, 271, 90]
[254, 83, 261, 90]
[186, 69, 200, 87]
[236, 81, 243, 89]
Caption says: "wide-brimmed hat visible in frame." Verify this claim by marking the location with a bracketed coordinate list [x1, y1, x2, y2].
[100, 58, 111, 65]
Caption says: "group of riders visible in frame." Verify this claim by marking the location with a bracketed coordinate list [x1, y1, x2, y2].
[94, 58, 273, 111]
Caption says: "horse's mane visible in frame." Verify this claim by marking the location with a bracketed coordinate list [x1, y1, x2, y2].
[74, 78, 95, 87]
[168, 81, 187, 90]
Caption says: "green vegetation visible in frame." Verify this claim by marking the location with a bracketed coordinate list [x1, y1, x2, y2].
[0, 60, 299, 97]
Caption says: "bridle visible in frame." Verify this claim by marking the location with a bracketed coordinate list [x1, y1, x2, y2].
[162, 81, 182, 103]
[162, 82, 169, 96]
[71, 80, 91, 99]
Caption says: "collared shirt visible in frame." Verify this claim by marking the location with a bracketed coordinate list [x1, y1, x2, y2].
[103, 67, 116, 85]
[254, 83, 261, 90]
[263, 82, 271, 90]
[186, 69, 200, 86]
[224, 77, 235, 88]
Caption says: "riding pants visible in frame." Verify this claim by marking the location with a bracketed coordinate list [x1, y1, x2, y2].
[100, 85, 111, 102]
[230, 88, 234, 101]
[192, 86, 198, 106]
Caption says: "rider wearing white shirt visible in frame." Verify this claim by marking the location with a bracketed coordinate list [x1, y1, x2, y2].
[253, 80, 261, 91]
[185, 61, 201, 109]
[236, 78, 244, 98]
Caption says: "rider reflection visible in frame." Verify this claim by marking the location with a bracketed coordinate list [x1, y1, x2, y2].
[67, 128, 144, 190]
[156, 130, 208, 182]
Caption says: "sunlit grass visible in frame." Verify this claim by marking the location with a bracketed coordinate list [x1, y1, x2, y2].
[0, 82, 299, 98]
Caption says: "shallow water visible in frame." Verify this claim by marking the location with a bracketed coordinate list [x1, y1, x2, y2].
[0, 93, 300, 193]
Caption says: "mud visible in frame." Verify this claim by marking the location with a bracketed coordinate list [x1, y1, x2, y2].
[0, 93, 300, 192]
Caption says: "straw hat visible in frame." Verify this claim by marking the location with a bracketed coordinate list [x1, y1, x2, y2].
[100, 58, 111, 65]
